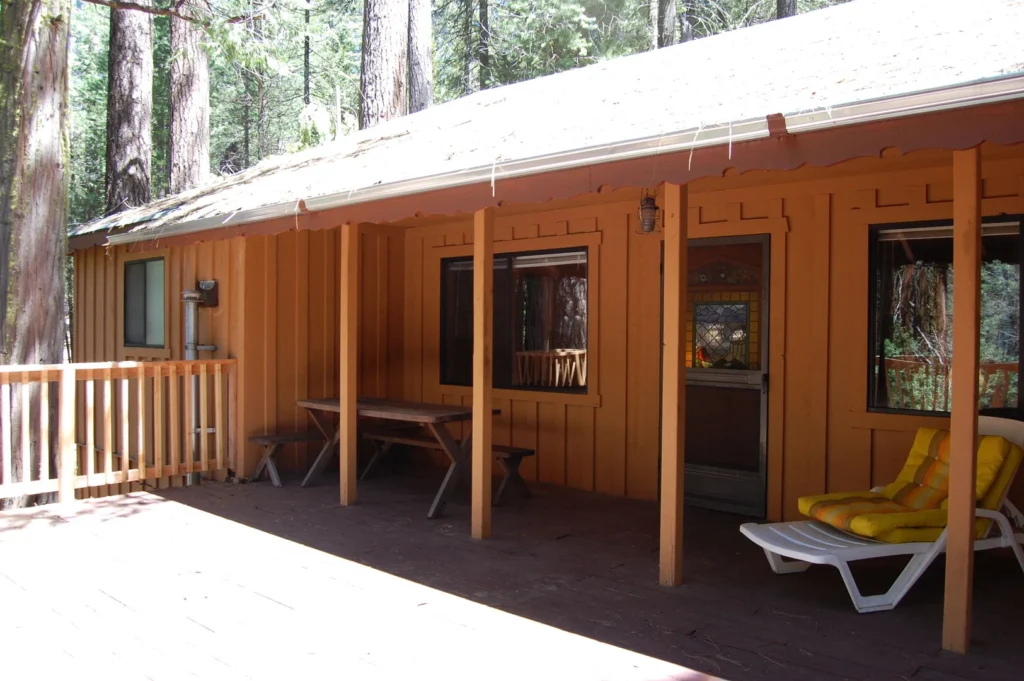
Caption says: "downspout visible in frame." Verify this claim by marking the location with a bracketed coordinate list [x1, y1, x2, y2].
[182, 289, 217, 484]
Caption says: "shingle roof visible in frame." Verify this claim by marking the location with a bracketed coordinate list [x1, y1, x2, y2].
[73, 0, 1024, 242]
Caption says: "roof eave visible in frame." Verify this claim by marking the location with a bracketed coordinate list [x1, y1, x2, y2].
[102, 73, 1024, 248]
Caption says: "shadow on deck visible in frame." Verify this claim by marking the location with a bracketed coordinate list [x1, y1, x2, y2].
[2, 467, 1022, 680]
[161, 468, 1022, 681]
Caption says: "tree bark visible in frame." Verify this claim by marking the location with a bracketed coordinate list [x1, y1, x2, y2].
[649, 0, 658, 50]
[657, 0, 677, 48]
[777, 0, 798, 19]
[408, 0, 433, 113]
[478, 0, 490, 89]
[0, 0, 72, 509]
[170, 0, 210, 193]
[463, 0, 474, 95]
[360, 0, 408, 129]
[105, 2, 153, 213]
[303, 0, 311, 106]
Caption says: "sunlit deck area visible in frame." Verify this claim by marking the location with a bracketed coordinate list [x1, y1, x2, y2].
[2, 473, 1022, 681]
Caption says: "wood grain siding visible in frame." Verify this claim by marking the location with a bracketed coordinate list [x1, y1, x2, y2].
[72, 227, 401, 480]
[239, 227, 401, 478]
[71, 144, 1024, 517]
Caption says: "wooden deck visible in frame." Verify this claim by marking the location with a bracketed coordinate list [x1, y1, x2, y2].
[2, 471, 1022, 680]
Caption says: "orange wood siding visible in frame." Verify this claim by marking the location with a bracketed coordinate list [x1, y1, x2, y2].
[401, 145, 1024, 517]
[72, 227, 401, 479]
[72, 144, 1024, 517]
[237, 227, 401, 477]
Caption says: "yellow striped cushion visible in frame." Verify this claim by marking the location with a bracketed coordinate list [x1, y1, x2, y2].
[879, 428, 1010, 510]
[799, 429, 1021, 544]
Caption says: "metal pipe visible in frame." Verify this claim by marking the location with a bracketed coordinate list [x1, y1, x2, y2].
[182, 290, 201, 484]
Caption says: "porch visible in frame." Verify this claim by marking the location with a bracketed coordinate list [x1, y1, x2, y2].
[3, 475, 1021, 681]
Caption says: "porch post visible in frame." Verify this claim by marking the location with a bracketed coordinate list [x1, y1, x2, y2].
[472, 207, 495, 539]
[943, 147, 982, 653]
[339, 221, 360, 506]
[659, 183, 688, 586]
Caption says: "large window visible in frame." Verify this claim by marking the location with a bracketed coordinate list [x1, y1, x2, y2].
[124, 258, 165, 348]
[441, 248, 588, 392]
[869, 220, 1022, 413]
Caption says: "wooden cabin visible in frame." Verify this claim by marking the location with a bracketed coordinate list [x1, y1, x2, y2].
[68, 0, 1024, 652]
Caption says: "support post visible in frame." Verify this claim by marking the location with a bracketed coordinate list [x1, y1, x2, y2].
[339, 222, 360, 506]
[943, 148, 982, 653]
[659, 183, 688, 586]
[58, 366, 76, 503]
[472, 207, 495, 539]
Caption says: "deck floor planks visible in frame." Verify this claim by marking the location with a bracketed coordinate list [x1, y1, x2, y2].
[2, 476, 1023, 681]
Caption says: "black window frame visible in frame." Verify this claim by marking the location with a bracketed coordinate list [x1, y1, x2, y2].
[123, 257, 166, 349]
[866, 214, 1024, 417]
[439, 246, 589, 394]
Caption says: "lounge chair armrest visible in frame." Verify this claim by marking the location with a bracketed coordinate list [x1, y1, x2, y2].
[870, 486, 885, 493]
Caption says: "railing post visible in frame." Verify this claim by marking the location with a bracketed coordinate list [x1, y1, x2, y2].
[58, 365, 77, 503]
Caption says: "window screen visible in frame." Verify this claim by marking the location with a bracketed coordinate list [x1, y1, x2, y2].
[869, 221, 1021, 413]
[124, 258, 165, 347]
[441, 248, 588, 392]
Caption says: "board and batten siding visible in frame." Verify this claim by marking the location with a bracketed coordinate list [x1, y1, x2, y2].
[401, 144, 1024, 520]
[72, 227, 401, 480]
[71, 144, 1024, 519]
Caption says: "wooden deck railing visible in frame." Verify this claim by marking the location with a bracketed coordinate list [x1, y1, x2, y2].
[880, 356, 1018, 412]
[514, 349, 587, 388]
[0, 360, 237, 503]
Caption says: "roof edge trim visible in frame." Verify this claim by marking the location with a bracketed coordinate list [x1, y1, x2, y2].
[106, 74, 1024, 247]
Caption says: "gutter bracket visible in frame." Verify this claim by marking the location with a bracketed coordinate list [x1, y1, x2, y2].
[766, 113, 791, 139]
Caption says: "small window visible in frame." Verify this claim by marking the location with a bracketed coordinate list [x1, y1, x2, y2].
[869, 220, 1022, 413]
[441, 248, 588, 392]
[124, 258, 165, 347]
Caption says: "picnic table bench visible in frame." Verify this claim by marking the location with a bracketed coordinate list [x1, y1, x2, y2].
[360, 427, 534, 506]
[250, 430, 325, 488]
[296, 397, 522, 518]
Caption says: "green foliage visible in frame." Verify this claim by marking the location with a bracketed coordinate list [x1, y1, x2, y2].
[68, 1, 108, 227]
[66, 0, 852, 228]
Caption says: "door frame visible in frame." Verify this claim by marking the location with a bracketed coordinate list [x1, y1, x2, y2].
[659, 213, 789, 520]
[683, 234, 770, 517]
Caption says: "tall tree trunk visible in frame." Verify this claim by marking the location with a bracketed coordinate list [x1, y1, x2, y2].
[777, 0, 797, 19]
[105, 3, 153, 213]
[462, 0, 474, 95]
[478, 0, 490, 89]
[360, 0, 408, 129]
[303, 0, 311, 106]
[0, 0, 72, 509]
[169, 0, 210, 193]
[408, 0, 433, 112]
[649, 0, 658, 50]
[679, 5, 693, 42]
[253, 13, 269, 158]
[657, 0, 677, 47]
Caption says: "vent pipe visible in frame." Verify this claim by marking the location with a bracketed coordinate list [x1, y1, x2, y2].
[182, 290, 217, 484]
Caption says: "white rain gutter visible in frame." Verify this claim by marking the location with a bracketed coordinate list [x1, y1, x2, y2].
[106, 74, 1024, 246]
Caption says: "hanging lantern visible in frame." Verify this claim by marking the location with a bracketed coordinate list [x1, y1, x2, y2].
[637, 189, 661, 234]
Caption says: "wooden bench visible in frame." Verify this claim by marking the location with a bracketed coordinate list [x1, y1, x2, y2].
[250, 431, 326, 487]
[360, 427, 534, 506]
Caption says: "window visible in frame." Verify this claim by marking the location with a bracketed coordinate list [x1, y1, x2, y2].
[124, 258, 165, 348]
[693, 302, 751, 369]
[441, 248, 588, 392]
[869, 220, 1022, 413]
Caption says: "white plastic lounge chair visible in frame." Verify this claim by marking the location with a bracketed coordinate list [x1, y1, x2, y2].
[740, 416, 1024, 613]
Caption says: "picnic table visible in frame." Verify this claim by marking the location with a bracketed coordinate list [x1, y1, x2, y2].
[296, 397, 500, 518]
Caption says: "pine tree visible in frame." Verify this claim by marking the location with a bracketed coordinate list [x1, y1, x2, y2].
[169, 0, 211, 193]
[360, 0, 409, 128]
[777, 0, 798, 19]
[0, 0, 72, 509]
[409, 0, 434, 113]
[105, 3, 153, 213]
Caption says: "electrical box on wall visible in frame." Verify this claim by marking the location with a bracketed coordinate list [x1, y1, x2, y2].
[197, 280, 219, 308]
